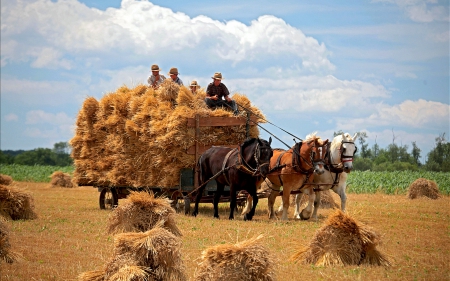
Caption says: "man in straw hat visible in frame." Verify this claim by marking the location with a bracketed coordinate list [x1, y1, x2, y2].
[168, 67, 183, 86]
[205, 72, 239, 115]
[190, 80, 200, 94]
[147, 64, 166, 89]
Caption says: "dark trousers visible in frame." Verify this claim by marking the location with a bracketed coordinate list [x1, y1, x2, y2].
[204, 98, 238, 113]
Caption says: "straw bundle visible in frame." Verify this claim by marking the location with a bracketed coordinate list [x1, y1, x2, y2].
[291, 209, 390, 266]
[0, 184, 37, 220]
[0, 174, 13, 186]
[194, 235, 276, 281]
[298, 190, 339, 209]
[77, 270, 105, 281]
[107, 191, 181, 236]
[70, 83, 264, 188]
[105, 227, 186, 281]
[50, 171, 74, 188]
[0, 218, 20, 263]
[407, 178, 440, 199]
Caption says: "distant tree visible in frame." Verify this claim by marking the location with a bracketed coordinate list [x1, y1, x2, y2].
[14, 148, 56, 166]
[411, 141, 421, 166]
[357, 131, 371, 158]
[425, 133, 450, 172]
[53, 142, 71, 155]
[0, 151, 14, 164]
[333, 130, 345, 137]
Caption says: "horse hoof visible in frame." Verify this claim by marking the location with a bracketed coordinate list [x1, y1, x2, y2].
[300, 212, 310, 220]
[192, 212, 197, 217]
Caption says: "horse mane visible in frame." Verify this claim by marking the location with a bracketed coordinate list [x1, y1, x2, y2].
[330, 133, 356, 151]
[305, 131, 325, 145]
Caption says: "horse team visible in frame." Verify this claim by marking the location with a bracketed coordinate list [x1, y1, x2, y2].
[191, 132, 358, 221]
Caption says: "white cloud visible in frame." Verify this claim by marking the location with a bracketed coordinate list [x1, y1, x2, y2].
[373, 0, 449, 22]
[25, 110, 74, 125]
[1, 0, 334, 72]
[230, 75, 390, 113]
[4, 113, 18, 122]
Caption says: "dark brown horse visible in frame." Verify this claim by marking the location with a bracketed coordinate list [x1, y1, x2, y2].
[192, 137, 273, 220]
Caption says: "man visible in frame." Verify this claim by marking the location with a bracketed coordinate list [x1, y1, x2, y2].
[205, 72, 239, 115]
[168, 67, 183, 85]
[147, 64, 166, 89]
[190, 80, 200, 94]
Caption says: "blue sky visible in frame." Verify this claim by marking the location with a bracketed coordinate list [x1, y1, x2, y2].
[1, 0, 449, 162]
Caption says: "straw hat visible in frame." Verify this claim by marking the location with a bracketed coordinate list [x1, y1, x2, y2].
[151, 64, 161, 72]
[212, 72, 223, 80]
[190, 80, 199, 87]
[168, 67, 179, 75]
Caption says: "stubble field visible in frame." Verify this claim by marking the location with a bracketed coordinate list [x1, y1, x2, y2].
[1, 181, 449, 281]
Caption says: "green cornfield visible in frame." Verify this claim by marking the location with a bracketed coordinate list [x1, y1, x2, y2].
[0, 164, 74, 182]
[347, 170, 450, 195]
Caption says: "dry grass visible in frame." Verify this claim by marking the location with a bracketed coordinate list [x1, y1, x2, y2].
[0, 182, 449, 281]
[0, 175, 13, 186]
[50, 171, 74, 188]
[0, 184, 37, 220]
[407, 178, 440, 199]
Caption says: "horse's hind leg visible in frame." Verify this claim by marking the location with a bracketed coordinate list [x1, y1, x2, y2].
[311, 191, 321, 220]
[213, 183, 225, 219]
[294, 193, 304, 219]
[241, 195, 253, 216]
[267, 190, 278, 219]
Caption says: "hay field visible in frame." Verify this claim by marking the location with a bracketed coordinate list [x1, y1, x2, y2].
[1, 182, 449, 281]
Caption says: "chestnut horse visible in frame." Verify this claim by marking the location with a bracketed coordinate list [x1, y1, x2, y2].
[242, 132, 328, 220]
[192, 137, 273, 221]
[292, 133, 357, 219]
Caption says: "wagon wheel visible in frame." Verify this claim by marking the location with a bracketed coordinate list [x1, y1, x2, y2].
[99, 187, 118, 210]
[171, 191, 190, 215]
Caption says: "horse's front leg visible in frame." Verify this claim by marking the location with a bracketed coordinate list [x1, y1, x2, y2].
[294, 193, 304, 219]
[332, 173, 348, 212]
[228, 186, 236, 220]
[244, 187, 258, 221]
[300, 187, 315, 220]
[213, 183, 225, 219]
[280, 187, 291, 220]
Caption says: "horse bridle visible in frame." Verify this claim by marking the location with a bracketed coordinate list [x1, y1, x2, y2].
[238, 140, 271, 177]
[326, 140, 357, 172]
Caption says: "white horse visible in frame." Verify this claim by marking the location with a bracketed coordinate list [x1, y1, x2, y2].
[290, 132, 358, 220]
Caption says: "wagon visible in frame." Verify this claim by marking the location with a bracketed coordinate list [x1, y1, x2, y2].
[91, 114, 260, 213]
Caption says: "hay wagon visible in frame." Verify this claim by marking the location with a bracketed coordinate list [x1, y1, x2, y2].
[92, 114, 260, 212]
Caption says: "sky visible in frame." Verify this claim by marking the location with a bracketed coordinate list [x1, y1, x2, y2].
[1, 0, 449, 163]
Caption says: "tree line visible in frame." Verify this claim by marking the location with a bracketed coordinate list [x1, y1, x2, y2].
[1, 134, 449, 172]
[341, 131, 450, 172]
[0, 142, 73, 167]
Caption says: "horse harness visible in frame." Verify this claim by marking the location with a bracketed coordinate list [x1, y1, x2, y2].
[195, 140, 269, 191]
[268, 141, 318, 187]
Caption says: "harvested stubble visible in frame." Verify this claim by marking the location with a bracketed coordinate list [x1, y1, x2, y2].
[407, 178, 440, 199]
[0, 184, 37, 220]
[0, 174, 13, 186]
[107, 191, 181, 236]
[194, 234, 276, 281]
[0, 217, 20, 264]
[70, 83, 264, 188]
[79, 227, 186, 281]
[298, 189, 339, 209]
[50, 171, 74, 188]
[291, 209, 390, 267]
